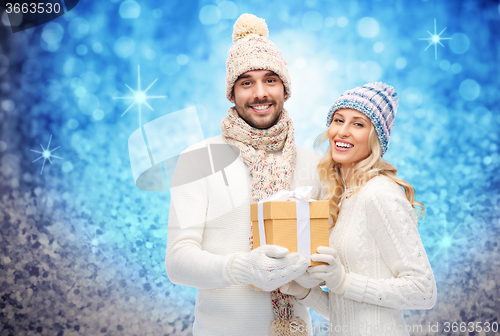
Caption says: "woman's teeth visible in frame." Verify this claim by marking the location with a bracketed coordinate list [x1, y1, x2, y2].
[336, 142, 353, 148]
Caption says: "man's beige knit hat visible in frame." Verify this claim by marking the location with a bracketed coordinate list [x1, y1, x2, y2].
[225, 14, 292, 102]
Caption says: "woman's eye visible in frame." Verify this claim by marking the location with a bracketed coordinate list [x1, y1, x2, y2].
[334, 119, 343, 123]
[355, 123, 364, 127]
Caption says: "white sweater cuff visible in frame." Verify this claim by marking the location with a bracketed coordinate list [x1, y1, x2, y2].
[228, 253, 250, 286]
[297, 286, 324, 307]
[343, 272, 368, 302]
[363, 278, 381, 303]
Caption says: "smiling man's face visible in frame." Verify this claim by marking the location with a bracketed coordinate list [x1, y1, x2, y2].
[232, 69, 286, 129]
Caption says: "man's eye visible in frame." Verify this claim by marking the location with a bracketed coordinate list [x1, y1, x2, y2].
[266, 78, 276, 83]
[242, 81, 251, 86]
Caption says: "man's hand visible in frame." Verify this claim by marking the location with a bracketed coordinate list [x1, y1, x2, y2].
[230, 245, 308, 291]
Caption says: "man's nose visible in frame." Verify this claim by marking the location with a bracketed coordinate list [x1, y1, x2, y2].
[253, 81, 268, 100]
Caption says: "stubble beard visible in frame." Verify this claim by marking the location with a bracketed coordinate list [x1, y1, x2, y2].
[236, 99, 283, 130]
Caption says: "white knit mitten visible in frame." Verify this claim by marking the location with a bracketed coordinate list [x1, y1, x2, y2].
[309, 246, 349, 295]
[230, 245, 309, 291]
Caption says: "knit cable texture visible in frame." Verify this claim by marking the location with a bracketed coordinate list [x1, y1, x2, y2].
[301, 176, 436, 336]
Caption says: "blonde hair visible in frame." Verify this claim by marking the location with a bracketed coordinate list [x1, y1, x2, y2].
[314, 124, 425, 228]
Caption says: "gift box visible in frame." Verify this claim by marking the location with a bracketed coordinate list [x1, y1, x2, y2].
[250, 188, 329, 266]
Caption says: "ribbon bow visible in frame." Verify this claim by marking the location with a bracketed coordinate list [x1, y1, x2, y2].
[259, 186, 316, 203]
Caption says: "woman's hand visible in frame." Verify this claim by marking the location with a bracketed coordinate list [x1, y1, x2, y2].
[294, 269, 324, 288]
[309, 246, 349, 295]
[280, 281, 310, 299]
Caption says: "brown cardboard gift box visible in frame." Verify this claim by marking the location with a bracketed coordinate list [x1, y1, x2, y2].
[250, 200, 329, 266]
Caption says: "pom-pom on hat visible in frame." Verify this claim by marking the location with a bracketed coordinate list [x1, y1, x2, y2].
[225, 14, 291, 102]
[325, 82, 399, 156]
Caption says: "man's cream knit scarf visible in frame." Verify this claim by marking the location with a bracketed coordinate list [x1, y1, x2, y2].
[221, 107, 307, 336]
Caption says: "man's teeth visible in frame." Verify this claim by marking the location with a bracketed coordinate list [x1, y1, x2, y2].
[252, 105, 270, 110]
[336, 142, 353, 148]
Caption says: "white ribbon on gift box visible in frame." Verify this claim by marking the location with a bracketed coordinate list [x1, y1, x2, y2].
[257, 186, 316, 266]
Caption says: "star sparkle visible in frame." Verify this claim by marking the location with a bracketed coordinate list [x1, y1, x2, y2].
[82, 228, 109, 260]
[113, 65, 167, 128]
[419, 18, 452, 60]
[31, 134, 62, 174]
[427, 220, 466, 272]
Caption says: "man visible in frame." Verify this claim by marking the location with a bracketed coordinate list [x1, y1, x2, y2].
[165, 14, 324, 336]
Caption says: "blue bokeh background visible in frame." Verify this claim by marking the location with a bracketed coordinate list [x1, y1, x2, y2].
[1, 0, 499, 335]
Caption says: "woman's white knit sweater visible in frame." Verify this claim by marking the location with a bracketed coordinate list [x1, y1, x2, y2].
[299, 175, 437, 336]
[165, 135, 326, 336]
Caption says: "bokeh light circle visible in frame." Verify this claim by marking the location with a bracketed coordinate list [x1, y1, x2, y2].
[439, 60, 450, 71]
[78, 94, 100, 115]
[357, 17, 379, 38]
[93, 110, 105, 120]
[62, 161, 74, 173]
[67, 119, 79, 129]
[199, 5, 221, 25]
[373, 42, 384, 53]
[177, 54, 189, 65]
[337, 17, 348, 27]
[2, 11, 22, 26]
[450, 63, 462, 74]
[2, 100, 15, 112]
[81, 72, 101, 93]
[395, 57, 407, 69]
[449, 33, 470, 54]
[114, 37, 135, 58]
[218, 1, 238, 20]
[361, 61, 382, 82]
[77, 44, 88, 55]
[0, 54, 9, 76]
[302, 11, 323, 31]
[42, 22, 64, 44]
[92, 42, 103, 54]
[68, 17, 90, 39]
[402, 87, 423, 108]
[146, 50, 156, 60]
[459, 79, 480, 101]
[324, 17, 335, 27]
[119, 0, 141, 19]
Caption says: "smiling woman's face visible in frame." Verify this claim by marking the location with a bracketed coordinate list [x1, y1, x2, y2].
[328, 108, 373, 169]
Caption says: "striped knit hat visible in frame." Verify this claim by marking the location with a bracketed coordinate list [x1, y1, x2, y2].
[225, 14, 291, 102]
[325, 82, 398, 156]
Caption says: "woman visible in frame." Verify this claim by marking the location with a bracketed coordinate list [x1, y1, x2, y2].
[281, 82, 437, 335]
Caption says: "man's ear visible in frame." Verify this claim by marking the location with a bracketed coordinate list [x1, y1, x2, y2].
[230, 88, 235, 103]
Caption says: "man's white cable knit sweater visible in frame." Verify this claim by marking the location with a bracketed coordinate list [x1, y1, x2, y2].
[165, 135, 325, 336]
[299, 175, 437, 336]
